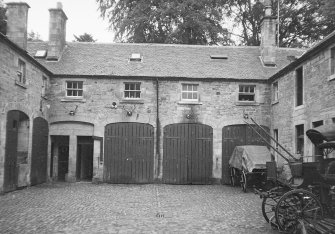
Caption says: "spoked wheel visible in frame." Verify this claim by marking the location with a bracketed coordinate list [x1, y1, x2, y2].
[262, 186, 291, 228]
[275, 189, 324, 233]
[240, 170, 247, 192]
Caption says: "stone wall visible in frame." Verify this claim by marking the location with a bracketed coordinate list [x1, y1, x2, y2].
[271, 42, 335, 164]
[48, 76, 271, 182]
[0, 40, 50, 192]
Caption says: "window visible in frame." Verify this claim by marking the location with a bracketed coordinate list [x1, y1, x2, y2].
[17, 59, 26, 84]
[331, 47, 335, 76]
[296, 124, 304, 155]
[129, 53, 142, 62]
[295, 67, 303, 106]
[272, 81, 278, 103]
[66, 81, 83, 97]
[312, 121, 323, 159]
[41, 76, 48, 97]
[124, 83, 141, 99]
[238, 85, 255, 102]
[181, 84, 198, 101]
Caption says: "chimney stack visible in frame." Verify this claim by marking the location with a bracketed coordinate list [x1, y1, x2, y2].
[47, 2, 67, 61]
[260, 0, 277, 66]
[6, 2, 30, 50]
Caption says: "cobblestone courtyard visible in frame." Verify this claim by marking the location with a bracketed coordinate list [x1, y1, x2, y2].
[0, 183, 279, 234]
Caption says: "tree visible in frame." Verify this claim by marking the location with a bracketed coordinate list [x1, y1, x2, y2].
[226, 0, 335, 47]
[27, 31, 43, 42]
[0, 2, 6, 35]
[73, 33, 97, 42]
[96, 0, 231, 45]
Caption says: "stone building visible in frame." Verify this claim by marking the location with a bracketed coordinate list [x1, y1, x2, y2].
[0, 1, 333, 193]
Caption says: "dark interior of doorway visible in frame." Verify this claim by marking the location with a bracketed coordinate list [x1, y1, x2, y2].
[51, 136, 69, 181]
[76, 136, 93, 181]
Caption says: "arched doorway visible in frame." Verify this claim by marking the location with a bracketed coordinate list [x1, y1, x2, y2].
[222, 124, 270, 184]
[4, 110, 29, 192]
[163, 123, 213, 184]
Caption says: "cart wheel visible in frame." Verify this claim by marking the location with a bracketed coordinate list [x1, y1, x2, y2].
[240, 170, 247, 192]
[275, 189, 324, 233]
[262, 186, 290, 227]
[230, 167, 236, 187]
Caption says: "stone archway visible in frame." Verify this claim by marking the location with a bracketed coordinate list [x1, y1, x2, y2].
[4, 110, 30, 192]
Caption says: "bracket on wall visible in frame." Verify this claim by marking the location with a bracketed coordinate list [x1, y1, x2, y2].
[122, 104, 136, 116]
[62, 104, 78, 116]
[105, 102, 118, 110]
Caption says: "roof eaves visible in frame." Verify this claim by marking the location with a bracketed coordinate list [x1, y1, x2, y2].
[0, 33, 53, 76]
[269, 31, 335, 82]
[51, 74, 268, 82]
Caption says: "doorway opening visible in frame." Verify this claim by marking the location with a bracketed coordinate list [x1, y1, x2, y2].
[76, 136, 93, 181]
[51, 136, 69, 181]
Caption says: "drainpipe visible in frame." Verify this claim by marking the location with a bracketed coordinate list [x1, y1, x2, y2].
[156, 79, 161, 179]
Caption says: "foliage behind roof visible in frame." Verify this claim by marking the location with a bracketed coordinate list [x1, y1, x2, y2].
[27, 42, 304, 80]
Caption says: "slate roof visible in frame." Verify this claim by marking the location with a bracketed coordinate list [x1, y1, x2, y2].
[270, 30, 335, 81]
[27, 42, 304, 80]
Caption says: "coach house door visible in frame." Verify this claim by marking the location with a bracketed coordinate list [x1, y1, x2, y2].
[30, 117, 49, 185]
[222, 124, 270, 184]
[104, 123, 154, 183]
[163, 123, 213, 184]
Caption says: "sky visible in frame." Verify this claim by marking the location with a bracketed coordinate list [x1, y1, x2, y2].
[5, 0, 115, 42]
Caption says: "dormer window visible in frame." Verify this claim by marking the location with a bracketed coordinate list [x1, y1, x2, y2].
[34, 50, 47, 58]
[129, 53, 142, 62]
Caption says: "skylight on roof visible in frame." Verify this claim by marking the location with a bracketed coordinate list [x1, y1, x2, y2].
[34, 50, 47, 58]
[210, 54, 228, 59]
[129, 53, 142, 61]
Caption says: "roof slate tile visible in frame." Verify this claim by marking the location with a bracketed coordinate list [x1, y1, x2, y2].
[27, 42, 304, 80]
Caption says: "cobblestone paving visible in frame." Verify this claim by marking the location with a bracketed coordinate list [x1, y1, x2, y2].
[0, 182, 279, 234]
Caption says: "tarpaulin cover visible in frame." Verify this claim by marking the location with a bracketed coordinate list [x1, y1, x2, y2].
[229, 145, 272, 173]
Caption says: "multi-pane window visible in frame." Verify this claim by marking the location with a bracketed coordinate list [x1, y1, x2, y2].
[331, 47, 335, 76]
[295, 67, 303, 106]
[238, 85, 255, 102]
[17, 59, 26, 84]
[181, 84, 198, 101]
[124, 83, 141, 99]
[296, 124, 304, 155]
[66, 81, 83, 97]
[272, 81, 278, 102]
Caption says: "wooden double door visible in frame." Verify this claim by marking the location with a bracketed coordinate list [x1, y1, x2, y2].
[163, 123, 213, 184]
[104, 123, 154, 183]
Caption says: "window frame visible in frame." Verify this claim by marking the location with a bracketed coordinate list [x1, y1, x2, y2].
[272, 81, 279, 103]
[41, 76, 48, 97]
[124, 82, 141, 99]
[17, 59, 26, 84]
[330, 46, 335, 80]
[181, 83, 199, 102]
[295, 124, 304, 155]
[65, 81, 84, 98]
[238, 84, 256, 102]
[295, 67, 303, 107]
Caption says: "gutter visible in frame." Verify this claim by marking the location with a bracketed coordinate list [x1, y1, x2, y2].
[156, 79, 161, 179]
